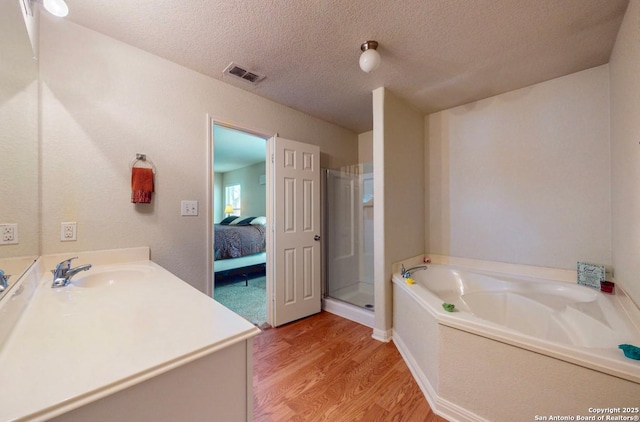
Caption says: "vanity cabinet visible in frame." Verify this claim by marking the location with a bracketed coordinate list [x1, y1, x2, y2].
[0, 248, 260, 422]
[49, 340, 253, 422]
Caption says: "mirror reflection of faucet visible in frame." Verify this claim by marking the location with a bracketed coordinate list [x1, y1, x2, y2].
[0, 270, 11, 293]
[51, 257, 92, 288]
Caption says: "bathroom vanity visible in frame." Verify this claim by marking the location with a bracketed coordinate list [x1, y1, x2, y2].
[0, 247, 260, 422]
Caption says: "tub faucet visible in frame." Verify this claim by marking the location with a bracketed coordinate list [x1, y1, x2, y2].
[51, 257, 92, 288]
[401, 264, 428, 279]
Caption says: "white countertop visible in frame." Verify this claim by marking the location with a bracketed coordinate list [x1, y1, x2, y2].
[0, 248, 260, 421]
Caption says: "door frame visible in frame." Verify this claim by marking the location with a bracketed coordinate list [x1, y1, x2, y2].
[206, 115, 275, 324]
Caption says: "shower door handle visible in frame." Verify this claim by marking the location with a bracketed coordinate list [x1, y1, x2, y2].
[314, 235, 321, 241]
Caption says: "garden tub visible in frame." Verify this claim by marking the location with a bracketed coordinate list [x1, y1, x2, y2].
[392, 260, 640, 422]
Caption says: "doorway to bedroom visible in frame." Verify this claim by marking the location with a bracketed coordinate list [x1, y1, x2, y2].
[212, 123, 269, 328]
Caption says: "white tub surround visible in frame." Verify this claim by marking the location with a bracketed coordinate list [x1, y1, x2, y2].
[0, 247, 260, 422]
[392, 255, 640, 422]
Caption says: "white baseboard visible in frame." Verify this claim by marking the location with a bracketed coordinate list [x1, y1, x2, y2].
[371, 327, 392, 342]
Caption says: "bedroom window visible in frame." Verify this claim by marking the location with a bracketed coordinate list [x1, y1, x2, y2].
[225, 184, 241, 216]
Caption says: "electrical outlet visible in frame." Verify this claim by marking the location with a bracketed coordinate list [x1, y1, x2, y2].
[0, 224, 18, 245]
[181, 200, 198, 216]
[61, 222, 77, 241]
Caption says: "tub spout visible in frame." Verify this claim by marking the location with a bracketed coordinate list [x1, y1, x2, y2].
[401, 264, 428, 279]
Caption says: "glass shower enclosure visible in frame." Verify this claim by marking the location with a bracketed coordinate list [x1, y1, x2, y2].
[324, 163, 374, 310]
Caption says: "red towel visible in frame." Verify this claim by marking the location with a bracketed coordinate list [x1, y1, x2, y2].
[131, 167, 154, 204]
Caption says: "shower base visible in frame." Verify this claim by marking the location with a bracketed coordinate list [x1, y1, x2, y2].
[327, 281, 374, 307]
[323, 282, 374, 327]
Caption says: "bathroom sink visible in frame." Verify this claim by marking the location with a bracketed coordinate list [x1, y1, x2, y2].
[72, 269, 149, 288]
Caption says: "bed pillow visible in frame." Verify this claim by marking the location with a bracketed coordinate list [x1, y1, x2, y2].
[250, 216, 267, 226]
[219, 216, 238, 225]
[232, 216, 256, 226]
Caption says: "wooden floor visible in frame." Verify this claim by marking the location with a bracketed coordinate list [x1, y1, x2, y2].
[253, 311, 447, 422]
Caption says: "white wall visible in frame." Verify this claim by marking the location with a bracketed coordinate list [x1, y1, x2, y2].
[610, 0, 640, 306]
[38, 15, 358, 292]
[0, 0, 39, 258]
[427, 65, 611, 271]
[373, 88, 425, 339]
[221, 162, 266, 219]
[358, 130, 373, 163]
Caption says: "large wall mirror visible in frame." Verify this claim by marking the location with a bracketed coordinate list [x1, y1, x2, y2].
[0, 0, 39, 291]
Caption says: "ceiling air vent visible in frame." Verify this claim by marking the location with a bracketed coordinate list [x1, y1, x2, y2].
[223, 62, 265, 85]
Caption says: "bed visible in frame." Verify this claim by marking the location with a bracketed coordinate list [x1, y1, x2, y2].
[214, 217, 267, 281]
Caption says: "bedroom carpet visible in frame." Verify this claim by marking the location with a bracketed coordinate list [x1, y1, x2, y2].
[214, 275, 267, 327]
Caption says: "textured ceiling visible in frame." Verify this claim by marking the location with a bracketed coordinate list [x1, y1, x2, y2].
[61, 0, 629, 133]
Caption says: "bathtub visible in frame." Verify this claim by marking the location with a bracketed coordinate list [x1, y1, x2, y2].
[392, 260, 640, 422]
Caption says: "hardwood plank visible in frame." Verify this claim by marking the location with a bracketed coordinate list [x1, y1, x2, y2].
[254, 319, 365, 389]
[253, 312, 448, 422]
[361, 404, 390, 422]
[254, 340, 358, 410]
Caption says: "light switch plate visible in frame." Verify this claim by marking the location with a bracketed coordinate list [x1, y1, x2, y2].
[181, 200, 198, 216]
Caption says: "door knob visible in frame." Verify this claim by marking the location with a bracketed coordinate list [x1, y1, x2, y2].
[314, 235, 321, 241]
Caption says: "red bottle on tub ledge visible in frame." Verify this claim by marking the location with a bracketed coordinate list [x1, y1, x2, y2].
[600, 280, 615, 294]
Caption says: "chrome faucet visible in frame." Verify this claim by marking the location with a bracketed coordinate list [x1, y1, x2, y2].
[0, 270, 10, 293]
[51, 257, 92, 288]
[401, 264, 428, 279]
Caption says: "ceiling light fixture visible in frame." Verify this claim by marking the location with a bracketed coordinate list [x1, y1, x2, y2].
[359, 41, 380, 73]
[42, 0, 69, 17]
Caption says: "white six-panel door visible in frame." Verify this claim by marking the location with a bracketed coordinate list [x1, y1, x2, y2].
[272, 137, 321, 326]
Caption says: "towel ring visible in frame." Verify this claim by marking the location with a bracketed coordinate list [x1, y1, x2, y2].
[129, 153, 156, 174]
